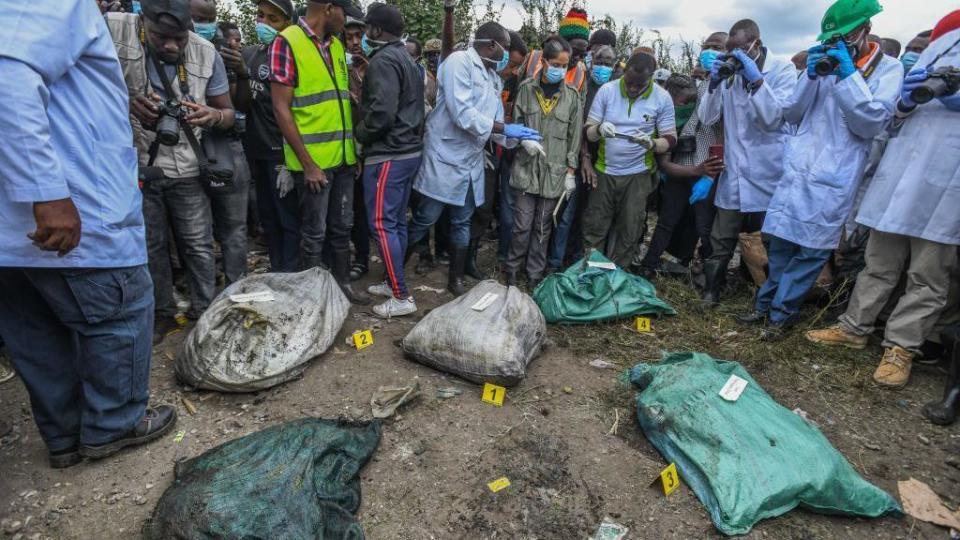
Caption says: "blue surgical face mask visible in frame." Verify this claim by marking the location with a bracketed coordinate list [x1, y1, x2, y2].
[544, 65, 566, 84]
[193, 21, 218, 41]
[131, 0, 141, 14]
[495, 49, 509, 72]
[591, 64, 613, 84]
[255, 22, 279, 45]
[900, 51, 920, 73]
[361, 34, 376, 57]
[699, 49, 720, 70]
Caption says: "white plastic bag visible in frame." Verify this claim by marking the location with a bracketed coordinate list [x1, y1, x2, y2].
[401, 280, 546, 386]
[177, 268, 349, 392]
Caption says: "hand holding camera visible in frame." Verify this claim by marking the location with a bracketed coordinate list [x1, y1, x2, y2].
[130, 92, 162, 126]
[183, 101, 223, 129]
[729, 49, 762, 84]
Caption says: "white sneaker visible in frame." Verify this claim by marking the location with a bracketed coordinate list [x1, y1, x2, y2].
[367, 281, 393, 298]
[373, 297, 417, 318]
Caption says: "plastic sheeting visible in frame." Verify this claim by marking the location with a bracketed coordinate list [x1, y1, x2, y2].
[144, 418, 381, 539]
[533, 251, 675, 324]
[629, 352, 901, 535]
[177, 268, 350, 392]
[402, 280, 546, 386]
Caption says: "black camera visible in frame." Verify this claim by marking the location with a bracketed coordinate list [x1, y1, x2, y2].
[715, 56, 742, 79]
[137, 165, 163, 189]
[813, 37, 844, 77]
[154, 99, 188, 146]
[675, 136, 697, 154]
[911, 66, 960, 105]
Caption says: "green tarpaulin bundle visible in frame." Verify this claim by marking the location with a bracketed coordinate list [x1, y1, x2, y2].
[144, 418, 381, 539]
[533, 251, 675, 324]
[629, 352, 901, 536]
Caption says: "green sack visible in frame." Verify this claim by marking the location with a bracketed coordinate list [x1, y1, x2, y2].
[533, 251, 675, 324]
[629, 352, 901, 536]
[144, 418, 381, 539]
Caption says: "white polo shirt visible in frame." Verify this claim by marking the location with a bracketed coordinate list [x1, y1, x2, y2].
[588, 79, 675, 176]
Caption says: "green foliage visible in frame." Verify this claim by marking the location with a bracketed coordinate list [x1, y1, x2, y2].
[591, 14, 644, 60]
[515, 0, 571, 48]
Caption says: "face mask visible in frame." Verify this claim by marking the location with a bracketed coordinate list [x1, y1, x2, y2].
[699, 50, 720, 70]
[675, 103, 695, 132]
[544, 65, 566, 84]
[591, 65, 613, 84]
[361, 34, 374, 56]
[256, 22, 278, 45]
[193, 21, 217, 41]
[131, 0, 141, 14]
[495, 49, 509, 72]
[900, 51, 920, 72]
[584, 51, 593, 68]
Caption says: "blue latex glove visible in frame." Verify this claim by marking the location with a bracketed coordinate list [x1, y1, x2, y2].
[826, 41, 856, 80]
[900, 68, 930, 108]
[806, 45, 827, 80]
[503, 123, 542, 141]
[940, 91, 960, 112]
[708, 54, 727, 91]
[730, 49, 762, 84]
[689, 176, 714, 205]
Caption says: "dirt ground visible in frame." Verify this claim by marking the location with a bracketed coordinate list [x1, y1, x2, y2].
[1, 244, 959, 540]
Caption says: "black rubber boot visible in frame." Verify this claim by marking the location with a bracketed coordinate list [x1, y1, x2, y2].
[701, 259, 726, 306]
[923, 325, 960, 426]
[448, 245, 468, 296]
[465, 239, 488, 281]
[333, 250, 370, 305]
[504, 272, 517, 287]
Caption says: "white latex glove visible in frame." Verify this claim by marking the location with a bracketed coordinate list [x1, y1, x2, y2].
[564, 172, 576, 195]
[276, 166, 294, 199]
[630, 133, 653, 150]
[599, 122, 616, 138]
[520, 139, 546, 157]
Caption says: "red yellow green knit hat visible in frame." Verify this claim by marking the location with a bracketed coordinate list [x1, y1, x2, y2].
[559, 7, 590, 41]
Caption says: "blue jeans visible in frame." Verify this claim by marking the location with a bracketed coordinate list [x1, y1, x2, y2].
[408, 185, 477, 249]
[755, 235, 832, 325]
[0, 266, 154, 451]
[142, 175, 216, 319]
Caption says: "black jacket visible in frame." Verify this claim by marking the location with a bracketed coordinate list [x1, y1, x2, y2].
[354, 41, 425, 159]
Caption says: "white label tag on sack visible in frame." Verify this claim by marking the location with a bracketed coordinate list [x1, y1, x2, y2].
[587, 260, 617, 270]
[229, 291, 275, 303]
[719, 375, 748, 402]
[471, 292, 499, 312]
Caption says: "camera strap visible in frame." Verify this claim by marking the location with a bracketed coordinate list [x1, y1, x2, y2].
[145, 45, 210, 175]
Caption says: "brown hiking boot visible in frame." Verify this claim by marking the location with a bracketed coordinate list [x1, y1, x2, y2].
[873, 347, 914, 389]
[805, 325, 868, 349]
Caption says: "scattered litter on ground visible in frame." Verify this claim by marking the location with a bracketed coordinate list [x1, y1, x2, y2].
[371, 382, 421, 419]
[144, 418, 381, 539]
[435, 387, 463, 399]
[590, 518, 629, 540]
[402, 280, 545, 386]
[792, 408, 818, 427]
[177, 268, 349, 392]
[413, 285, 446, 295]
[589, 358, 616, 369]
[630, 352, 902, 535]
[181, 397, 197, 416]
[898, 478, 960, 530]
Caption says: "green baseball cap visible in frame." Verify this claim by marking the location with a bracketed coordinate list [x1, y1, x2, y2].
[818, 0, 883, 41]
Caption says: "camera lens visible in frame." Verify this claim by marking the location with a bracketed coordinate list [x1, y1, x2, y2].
[911, 78, 947, 105]
[814, 56, 839, 77]
[156, 115, 180, 146]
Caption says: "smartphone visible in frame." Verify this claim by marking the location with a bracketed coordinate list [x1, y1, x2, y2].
[709, 144, 724, 161]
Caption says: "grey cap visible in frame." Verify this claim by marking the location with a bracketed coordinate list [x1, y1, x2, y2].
[141, 0, 192, 30]
[254, 0, 295, 20]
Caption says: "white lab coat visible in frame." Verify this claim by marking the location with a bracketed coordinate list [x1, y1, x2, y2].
[697, 54, 797, 212]
[759, 51, 903, 250]
[856, 28, 960, 246]
[414, 48, 507, 206]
